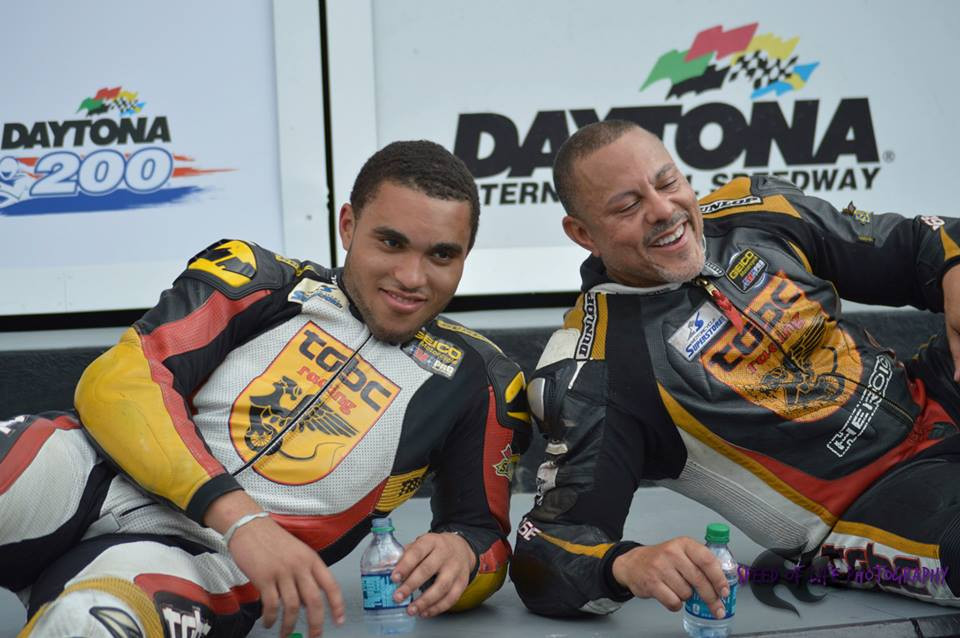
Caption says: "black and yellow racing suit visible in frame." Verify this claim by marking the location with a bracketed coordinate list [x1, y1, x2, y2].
[512, 175, 960, 616]
[0, 239, 530, 635]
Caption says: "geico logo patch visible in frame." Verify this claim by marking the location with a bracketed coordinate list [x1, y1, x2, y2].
[402, 329, 463, 379]
[230, 322, 399, 484]
[726, 249, 768, 292]
[704, 272, 862, 422]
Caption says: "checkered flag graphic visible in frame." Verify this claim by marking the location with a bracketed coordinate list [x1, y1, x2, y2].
[729, 50, 798, 89]
[111, 97, 143, 115]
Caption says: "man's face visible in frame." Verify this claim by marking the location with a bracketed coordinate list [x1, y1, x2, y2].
[339, 181, 471, 344]
[562, 128, 705, 287]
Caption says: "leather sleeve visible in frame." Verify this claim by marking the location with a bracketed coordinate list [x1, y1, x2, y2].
[427, 319, 531, 610]
[511, 309, 645, 617]
[74, 239, 310, 522]
[702, 175, 960, 311]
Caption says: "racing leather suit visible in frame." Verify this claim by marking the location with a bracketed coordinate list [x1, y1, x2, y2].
[0, 239, 530, 636]
[512, 175, 960, 616]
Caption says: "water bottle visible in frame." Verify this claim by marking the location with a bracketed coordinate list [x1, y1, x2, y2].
[360, 517, 415, 635]
[682, 523, 738, 638]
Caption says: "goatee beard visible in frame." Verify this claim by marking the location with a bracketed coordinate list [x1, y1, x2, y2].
[340, 263, 422, 346]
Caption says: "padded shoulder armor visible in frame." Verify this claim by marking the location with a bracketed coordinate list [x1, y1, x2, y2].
[431, 316, 530, 432]
[699, 176, 804, 220]
[752, 173, 804, 196]
[180, 239, 332, 299]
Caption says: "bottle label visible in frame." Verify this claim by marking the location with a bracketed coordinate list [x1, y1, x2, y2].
[684, 580, 736, 620]
[362, 572, 410, 611]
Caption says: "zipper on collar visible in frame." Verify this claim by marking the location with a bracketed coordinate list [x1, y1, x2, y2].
[693, 277, 745, 332]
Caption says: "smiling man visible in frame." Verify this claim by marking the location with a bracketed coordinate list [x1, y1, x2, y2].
[512, 119, 960, 620]
[0, 141, 530, 638]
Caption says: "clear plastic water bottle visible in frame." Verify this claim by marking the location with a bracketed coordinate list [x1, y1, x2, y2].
[682, 523, 738, 638]
[360, 517, 415, 635]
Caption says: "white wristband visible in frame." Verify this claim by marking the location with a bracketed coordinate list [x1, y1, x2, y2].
[222, 511, 270, 548]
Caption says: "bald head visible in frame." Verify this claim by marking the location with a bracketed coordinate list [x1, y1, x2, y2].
[553, 120, 664, 219]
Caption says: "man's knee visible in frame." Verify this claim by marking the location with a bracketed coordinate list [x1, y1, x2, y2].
[20, 577, 162, 638]
[0, 414, 113, 591]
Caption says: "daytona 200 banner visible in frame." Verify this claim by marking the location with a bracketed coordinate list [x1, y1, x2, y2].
[0, 1, 284, 315]
[371, 1, 960, 294]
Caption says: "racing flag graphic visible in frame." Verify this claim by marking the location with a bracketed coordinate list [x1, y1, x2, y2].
[641, 23, 819, 99]
[0, 85, 234, 216]
[77, 86, 145, 117]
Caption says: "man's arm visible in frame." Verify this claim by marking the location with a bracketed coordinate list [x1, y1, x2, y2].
[749, 176, 960, 379]
[391, 338, 531, 616]
[75, 239, 297, 518]
[708, 175, 960, 311]
[511, 326, 727, 617]
[75, 239, 345, 637]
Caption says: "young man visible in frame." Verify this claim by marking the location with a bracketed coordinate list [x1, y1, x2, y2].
[0, 140, 530, 637]
[511, 120, 960, 618]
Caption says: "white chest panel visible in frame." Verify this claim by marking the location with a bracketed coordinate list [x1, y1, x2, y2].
[191, 293, 431, 515]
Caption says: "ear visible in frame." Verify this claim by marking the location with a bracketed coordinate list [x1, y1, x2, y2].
[562, 215, 600, 257]
[338, 203, 356, 250]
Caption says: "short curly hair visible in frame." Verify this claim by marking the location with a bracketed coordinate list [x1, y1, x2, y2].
[350, 140, 481, 249]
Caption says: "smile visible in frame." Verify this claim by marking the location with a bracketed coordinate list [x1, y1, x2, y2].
[650, 223, 687, 248]
[381, 289, 427, 313]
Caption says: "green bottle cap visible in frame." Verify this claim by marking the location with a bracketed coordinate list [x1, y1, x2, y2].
[371, 516, 394, 533]
[705, 523, 729, 543]
[288, 634, 303, 638]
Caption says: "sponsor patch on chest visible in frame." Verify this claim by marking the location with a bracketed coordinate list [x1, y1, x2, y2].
[726, 249, 768, 292]
[230, 322, 400, 484]
[401, 329, 463, 378]
[287, 278, 347, 309]
[669, 303, 729, 361]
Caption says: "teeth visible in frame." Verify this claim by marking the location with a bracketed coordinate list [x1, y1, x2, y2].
[652, 224, 685, 247]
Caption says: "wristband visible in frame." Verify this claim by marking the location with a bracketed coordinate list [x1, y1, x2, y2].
[222, 511, 270, 548]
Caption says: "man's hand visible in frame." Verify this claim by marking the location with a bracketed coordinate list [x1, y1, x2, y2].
[389, 531, 477, 618]
[942, 264, 960, 381]
[611, 538, 729, 619]
[205, 491, 345, 638]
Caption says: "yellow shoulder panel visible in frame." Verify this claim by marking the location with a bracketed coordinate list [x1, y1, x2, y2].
[700, 177, 801, 220]
[187, 240, 258, 287]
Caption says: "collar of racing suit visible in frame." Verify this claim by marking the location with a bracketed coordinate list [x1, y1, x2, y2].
[579, 236, 722, 296]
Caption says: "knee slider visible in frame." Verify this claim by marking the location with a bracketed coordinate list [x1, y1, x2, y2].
[20, 577, 162, 638]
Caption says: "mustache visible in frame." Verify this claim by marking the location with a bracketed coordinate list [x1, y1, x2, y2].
[644, 211, 690, 245]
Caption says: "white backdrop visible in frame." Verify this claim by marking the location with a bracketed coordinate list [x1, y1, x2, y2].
[3, 1, 959, 313]
[0, 0, 329, 315]
[328, 0, 960, 295]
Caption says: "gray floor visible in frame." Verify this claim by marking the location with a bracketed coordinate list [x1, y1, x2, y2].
[4, 488, 955, 637]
